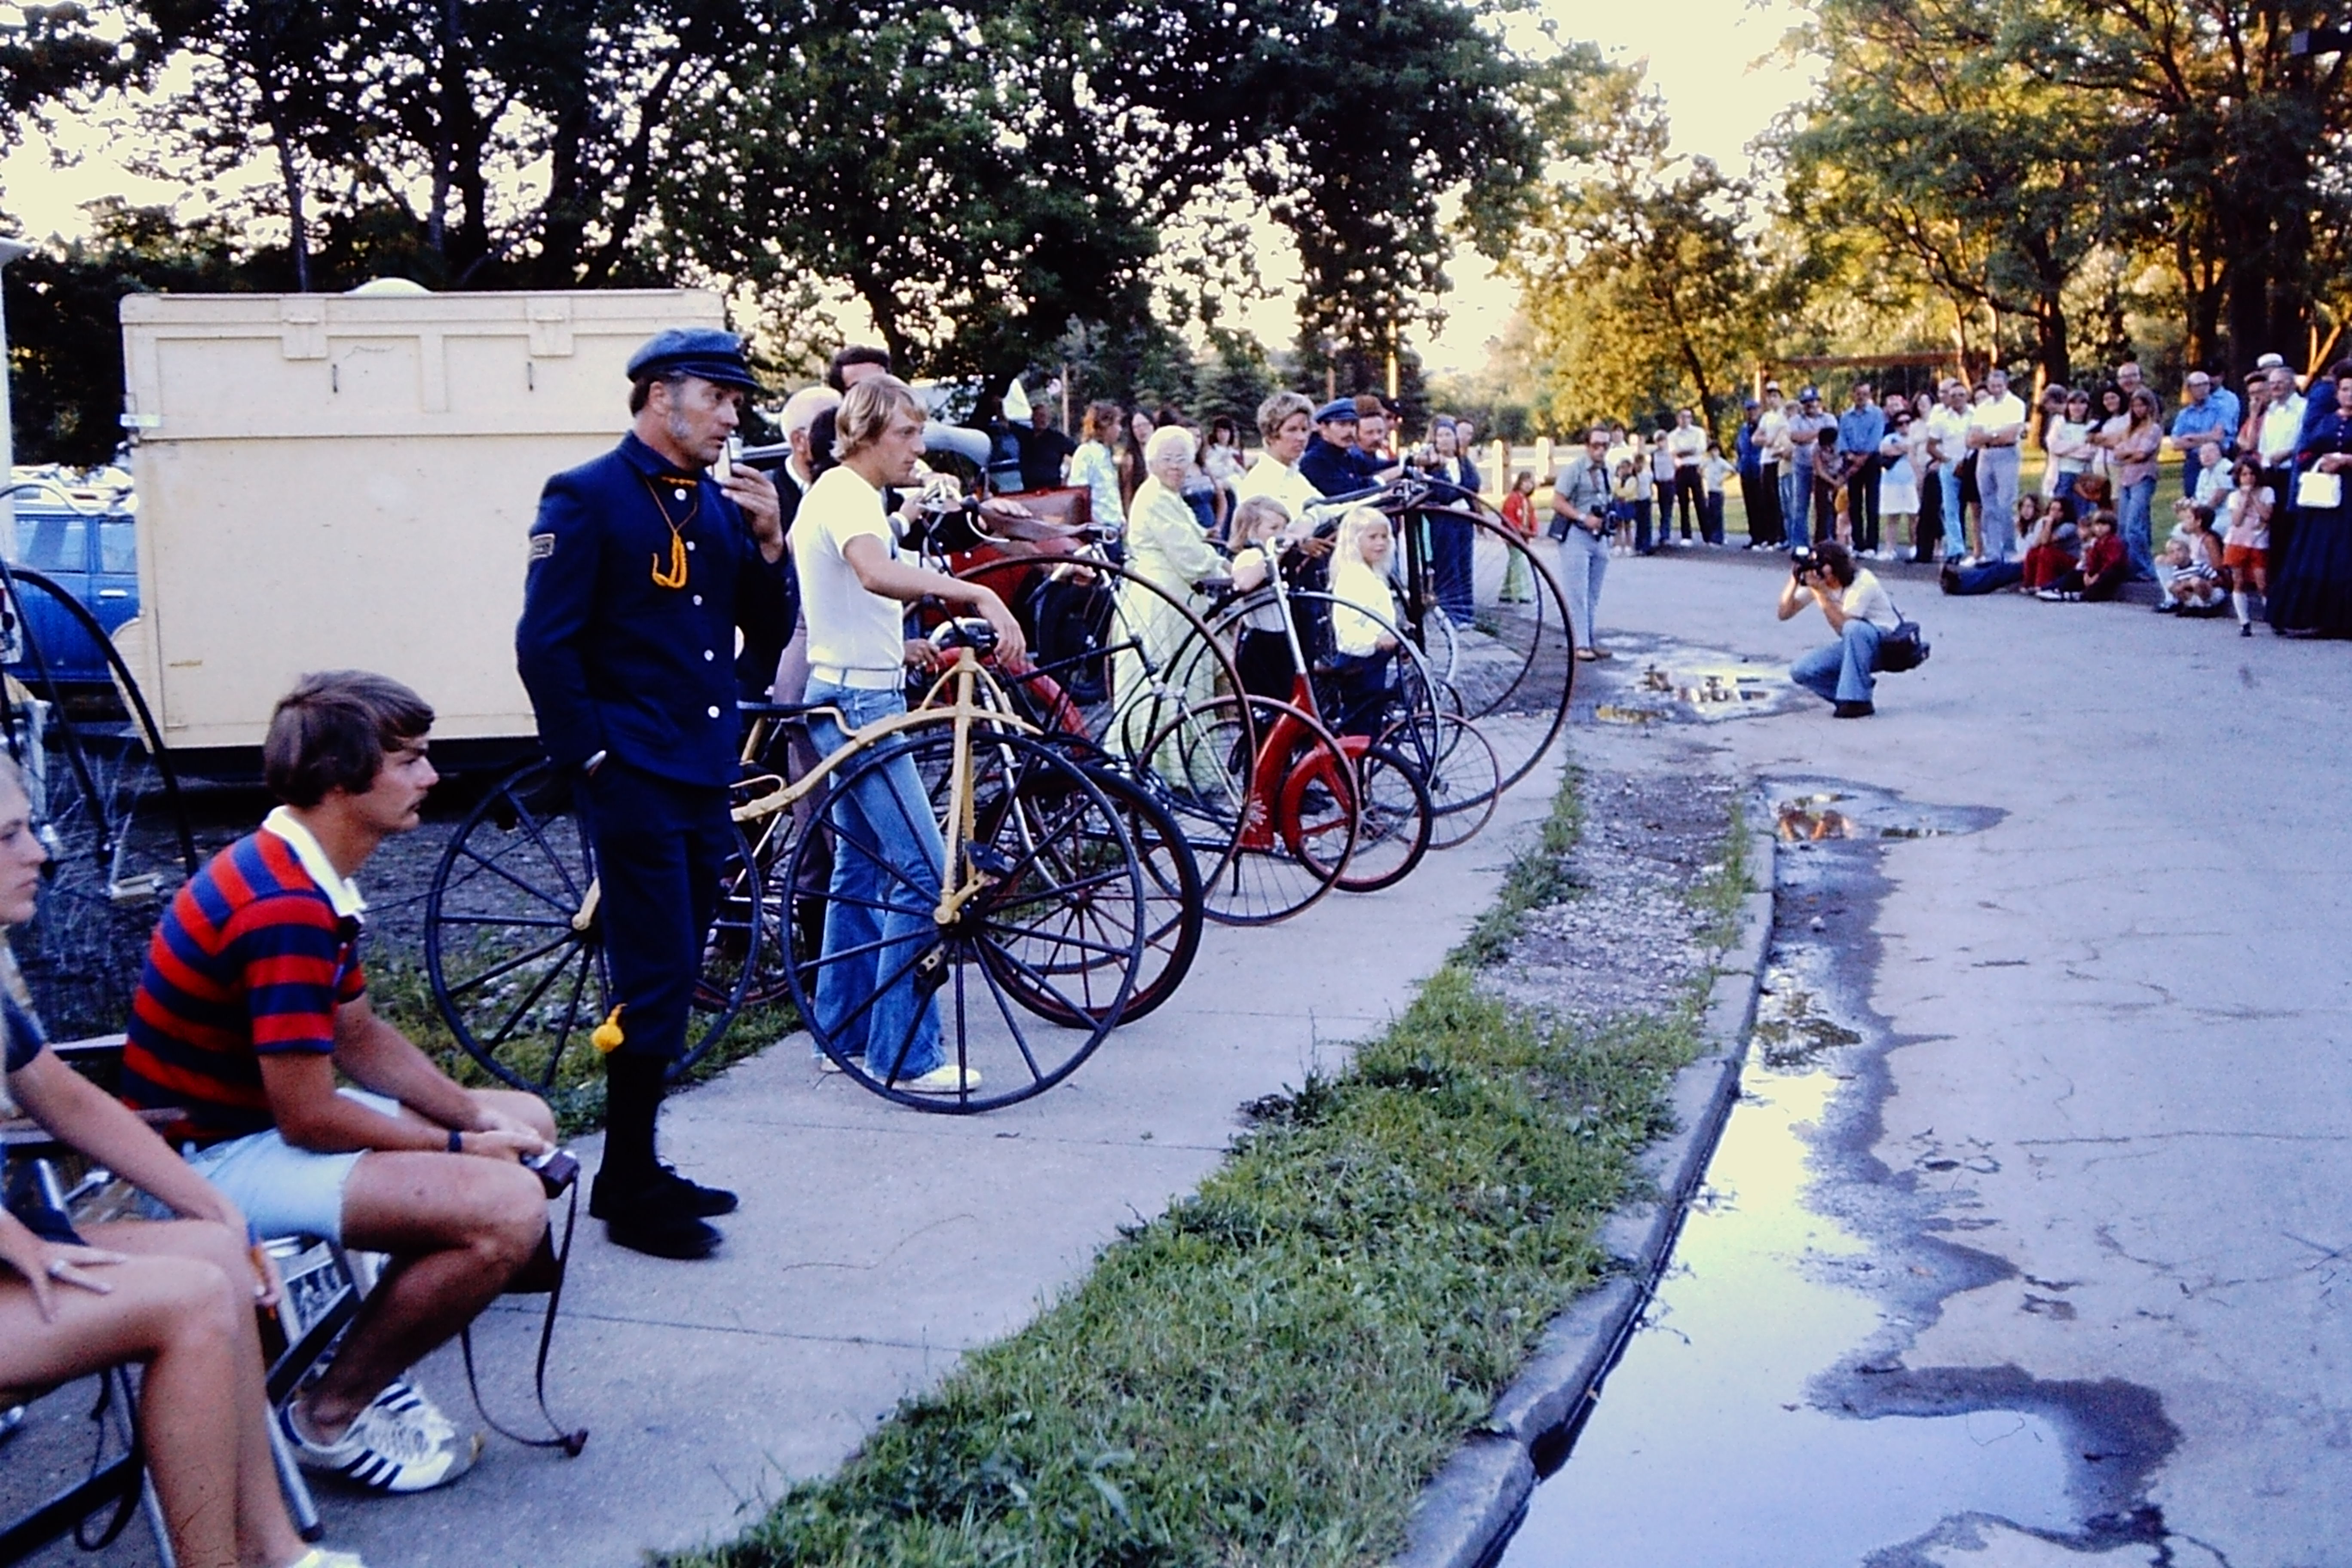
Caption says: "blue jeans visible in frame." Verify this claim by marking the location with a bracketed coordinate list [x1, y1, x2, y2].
[1937, 467, 1966, 558]
[1976, 446, 2021, 559]
[2117, 476, 2158, 580]
[1558, 526, 1608, 650]
[1780, 466, 1812, 548]
[1791, 619, 1883, 706]
[804, 682, 945, 1078]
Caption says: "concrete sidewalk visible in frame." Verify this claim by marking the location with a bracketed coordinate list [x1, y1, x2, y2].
[299, 748, 1566, 1568]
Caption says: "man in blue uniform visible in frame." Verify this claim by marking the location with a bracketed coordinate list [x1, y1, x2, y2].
[516, 328, 790, 1259]
[1298, 398, 1387, 497]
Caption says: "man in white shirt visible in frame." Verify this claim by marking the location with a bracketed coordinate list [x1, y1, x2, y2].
[1753, 385, 1791, 547]
[1923, 380, 1973, 561]
[1966, 367, 2028, 560]
[791, 375, 1025, 1094]
[2254, 365, 2307, 480]
[1778, 540, 1902, 717]
[1666, 407, 1708, 542]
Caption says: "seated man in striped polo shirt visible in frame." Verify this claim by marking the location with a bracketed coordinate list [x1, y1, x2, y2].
[122, 671, 558, 1494]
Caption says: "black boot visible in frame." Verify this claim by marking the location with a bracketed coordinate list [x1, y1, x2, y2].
[592, 1054, 724, 1259]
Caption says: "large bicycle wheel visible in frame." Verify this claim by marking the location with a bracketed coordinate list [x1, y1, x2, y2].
[0, 569, 196, 1038]
[788, 730, 1144, 1112]
[979, 750, 1203, 1027]
[1382, 503, 1574, 791]
[423, 762, 756, 1092]
[1139, 693, 1354, 927]
[1285, 741, 1433, 894]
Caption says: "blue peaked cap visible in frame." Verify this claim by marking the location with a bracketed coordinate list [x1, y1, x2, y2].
[626, 328, 761, 391]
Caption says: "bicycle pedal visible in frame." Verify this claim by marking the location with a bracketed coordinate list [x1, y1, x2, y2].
[965, 845, 1019, 879]
[913, 944, 951, 995]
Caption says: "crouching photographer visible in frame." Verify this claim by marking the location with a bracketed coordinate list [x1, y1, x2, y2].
[1777, 540, 1906, 718]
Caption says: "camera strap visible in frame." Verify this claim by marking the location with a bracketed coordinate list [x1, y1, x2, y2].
[459, 1176, 588, 1456]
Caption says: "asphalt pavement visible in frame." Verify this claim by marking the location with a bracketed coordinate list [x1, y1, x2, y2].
[1547, 545, 2350, 1565]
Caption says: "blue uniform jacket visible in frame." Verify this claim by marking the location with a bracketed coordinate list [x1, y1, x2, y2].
[517, 431, 792, 788]
[1300, 435, 1386, 498]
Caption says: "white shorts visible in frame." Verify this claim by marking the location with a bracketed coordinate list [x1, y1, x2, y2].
[179, 1089, 400, 1243]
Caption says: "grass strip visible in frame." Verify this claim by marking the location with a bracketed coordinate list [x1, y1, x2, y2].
[368, 960, 795, 1139]
[679, 767, 1725, 1568]
[1452, 764, 1584, 968]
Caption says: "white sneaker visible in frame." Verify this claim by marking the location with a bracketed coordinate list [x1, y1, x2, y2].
[369, 1379, 458, 1445]
[901, 1062, 983, 1094]
[279, 1400, 481, 1494]
[281, 1549, 368, 1568]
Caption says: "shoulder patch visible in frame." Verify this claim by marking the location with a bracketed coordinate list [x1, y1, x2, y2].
[529, 532, 556, 561]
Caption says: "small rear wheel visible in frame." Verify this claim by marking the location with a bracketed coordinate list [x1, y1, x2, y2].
[1138, 694, 1354, 927]
[1285, 742, 1432, 894]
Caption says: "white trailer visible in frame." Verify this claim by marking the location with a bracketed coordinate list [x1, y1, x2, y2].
[114, 287, 726, 759]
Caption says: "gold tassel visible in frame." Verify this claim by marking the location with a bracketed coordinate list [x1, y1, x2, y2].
[592, 1004, 627, 1054]
[650, 530, 689, 589]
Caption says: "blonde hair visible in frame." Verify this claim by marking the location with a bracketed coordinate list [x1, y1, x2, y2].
[833, 375, 924, 462]
[1232, 494, 1291, 542]
[1255, 391, 1314, 442]
[1335, 506, 1391, 565]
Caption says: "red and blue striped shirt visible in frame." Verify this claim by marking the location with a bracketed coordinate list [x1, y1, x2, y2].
[121, 828, 365, 1144]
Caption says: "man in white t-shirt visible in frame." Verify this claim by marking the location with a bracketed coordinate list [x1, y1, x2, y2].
[1666, 408, 1708, 542]
[790, 375, 1025, 1094]
[1753, 385, 1791, 546]
[1777, 540, 1902, 717]
[1923, 380, 1973, 561]
[1966, 367, 2029, 560]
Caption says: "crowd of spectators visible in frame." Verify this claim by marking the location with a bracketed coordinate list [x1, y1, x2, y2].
[1718, 355, 2352, 639]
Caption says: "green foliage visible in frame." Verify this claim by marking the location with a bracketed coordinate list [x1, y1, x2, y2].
[1777, 0, 2352, 376]
[2, 202, 265, 467]
[1503, 68, 1774, 441]
[675, 968, 1698, 1568]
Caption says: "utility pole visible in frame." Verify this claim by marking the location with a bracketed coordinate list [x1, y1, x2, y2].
[0, 236, 32, 543]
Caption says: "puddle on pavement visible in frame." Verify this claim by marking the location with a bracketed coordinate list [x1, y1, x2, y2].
[1574, 634, 1809, 726]
[1501, 780, 2161, 1567]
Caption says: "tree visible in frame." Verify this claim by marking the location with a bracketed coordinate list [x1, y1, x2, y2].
[1777, 0, 2352, 378]
[3, 202, 260, 466]
[1504, 70, 1772, 441]
[1778, 0, 2119, 386]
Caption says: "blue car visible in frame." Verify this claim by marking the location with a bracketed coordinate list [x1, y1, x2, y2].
[6, 490, 140, 690]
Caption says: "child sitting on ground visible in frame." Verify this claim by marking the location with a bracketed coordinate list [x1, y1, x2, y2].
[2155, 499, 2226, 615]
[2018, 495, 2075, 591]
[2037, 508, 2129, 601]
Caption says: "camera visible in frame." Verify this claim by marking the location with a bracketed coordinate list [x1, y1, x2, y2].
[524, 1148, 580, 1197]
[1790, 546, 1818, 578]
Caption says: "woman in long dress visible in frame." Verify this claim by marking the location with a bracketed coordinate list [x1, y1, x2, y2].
[1111, 425, 1228, 775]
[2270, 369, 2352, 637]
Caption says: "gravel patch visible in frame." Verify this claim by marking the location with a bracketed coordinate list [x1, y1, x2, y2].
[1482, 741, 1737, 1022]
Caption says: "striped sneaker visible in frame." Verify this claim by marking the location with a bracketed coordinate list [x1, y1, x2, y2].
[369, 1379, 459, 1446]
[278, 1399, 481, 1493]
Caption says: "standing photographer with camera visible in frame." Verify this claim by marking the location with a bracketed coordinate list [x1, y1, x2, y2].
[1550, 426, 1618, 661]
[1777, 540, 1903, 718]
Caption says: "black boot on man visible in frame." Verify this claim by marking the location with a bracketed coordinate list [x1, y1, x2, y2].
[591, 1053, 734, 1259]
